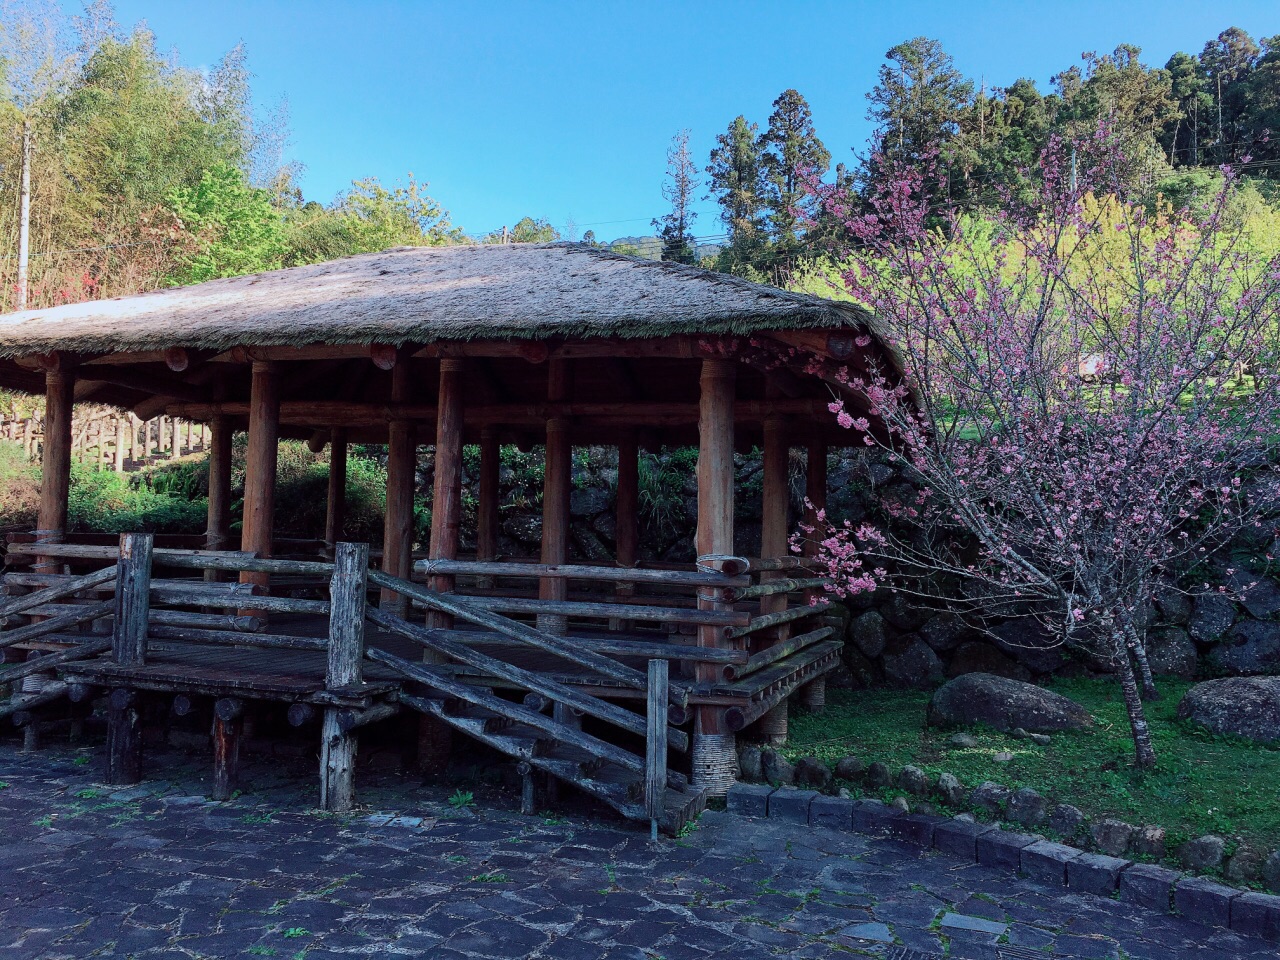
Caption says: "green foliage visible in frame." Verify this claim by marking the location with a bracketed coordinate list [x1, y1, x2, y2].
[282, 175, 460, 266]
[66, 463, 206, 534]
[447, 789, 475, 810]
[785, 678, 1280, 855]
[166, 162, 287, 283]
[637, 449, 697, 535]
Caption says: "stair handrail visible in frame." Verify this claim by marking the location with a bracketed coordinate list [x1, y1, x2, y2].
[368, 568, 690, 710]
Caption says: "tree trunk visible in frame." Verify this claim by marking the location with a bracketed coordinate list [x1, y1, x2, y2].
[17, 119, 32, 311]
[1115, 635, 1158, 768]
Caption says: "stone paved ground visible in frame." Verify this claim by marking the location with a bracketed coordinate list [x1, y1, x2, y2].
[0, 742, 1273, 960]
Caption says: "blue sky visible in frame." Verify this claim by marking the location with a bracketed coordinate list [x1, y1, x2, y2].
[100, 0, 1276, 241]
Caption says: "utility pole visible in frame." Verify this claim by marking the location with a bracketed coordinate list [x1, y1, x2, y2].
[501, 225, 509, 244]
[979, 76, 985, 145]
[1070, 146, 1078, 194]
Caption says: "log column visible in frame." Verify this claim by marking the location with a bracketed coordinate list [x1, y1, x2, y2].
[756, 404, 791, 744]
[419, 359, 464, 770]
[36, 362, 74, 575]
[380, 361, 416, 617]
[476, 426, 500, 565]
[693, 359, 737, 794]
[612, 431, 639, 632]
[539, 360, 572, 635]
[325, 427, 348, 549]
[321, 541, 368, 811]
[240, 362, 280, 595]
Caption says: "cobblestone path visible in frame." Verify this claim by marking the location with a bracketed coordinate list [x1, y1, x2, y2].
[0, 744, 1271, 960]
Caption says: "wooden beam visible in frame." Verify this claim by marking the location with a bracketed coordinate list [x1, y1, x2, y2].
[240, 362, 280, 599]
[324, 428, 348, 547]
[36, 364, 74, 574]
[693, 358, 737, 795]
[321, 541, 367, 812]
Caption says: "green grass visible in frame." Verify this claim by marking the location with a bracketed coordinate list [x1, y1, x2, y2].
[784, 677, 1280, 856]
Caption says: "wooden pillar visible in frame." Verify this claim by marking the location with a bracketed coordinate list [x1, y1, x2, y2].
[417, 360, 464, 771]
[379, 362, 416, 616]
[141, 418, 153, 461]
[539, 359, 572, 635]
[616, 431, 639, 573]
[322, 541, 368, 811]
[476, 426, 499, 564]
[693, 359, 737, 794]
[106, 688, 141, 785]
[112, 417, 125, 471]
[36, 364, 74, 575]
[206, 416, 233, 553]
[756, 407, 791, 745]
[240, 362, 280, 595]
[325, 428, 348, 549]
[212, 697, 244, 801]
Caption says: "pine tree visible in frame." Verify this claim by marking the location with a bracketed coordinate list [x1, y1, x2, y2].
[760, 89, 829, 273]
[706, 115, 766, 275]
[652, 129, 698, 264]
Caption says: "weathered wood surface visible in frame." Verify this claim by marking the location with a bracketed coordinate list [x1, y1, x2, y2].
[0, 565, 117, 619]
[113, 533, 153, 668]
[366, 604, 688, 753]
[369, 569, 689, 706]
[729, 577, 830, 601]
[0, 637, 112, 685]
[147, 625, 327, 651]
[36, 367, 74, 573]
[727, 601, 831, 639]
[212, 697, 243, 801]
[240, 361, 280, 597]
[106, 687, 141, 785]
[722, 627, 834, 681]
[0, 599, 115, 650]
[645, 658, 669, 825]
[371, 648, 649, 780]
[413, 558, 747, 588]
[327, 542, 367, 688]
[440, 594, 749, 628]
[0, 681, 69, 721]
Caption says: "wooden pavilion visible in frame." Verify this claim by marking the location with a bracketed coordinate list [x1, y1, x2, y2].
[0, 243, 896, 831]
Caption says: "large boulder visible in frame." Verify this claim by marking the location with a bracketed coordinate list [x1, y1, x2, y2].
[848, 610, 889, 659]
[1146, 626, 1199, 678]
[1177, 677, 1280, 745]
[1189, 593, 1236, 644]
[1230, 571, 1280, 620]
[882, 635, 944, 689]
[919, 613, 966, 653]
[989, 619, 1067, 674]
[1207, 620, 1280, 675]
[927, 673, 1093, 734]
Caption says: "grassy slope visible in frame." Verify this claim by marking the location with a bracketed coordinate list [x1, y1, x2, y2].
[784, 678, 1280, 858]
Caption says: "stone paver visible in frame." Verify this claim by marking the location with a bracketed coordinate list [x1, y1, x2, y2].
[0, 742, 1274, 960]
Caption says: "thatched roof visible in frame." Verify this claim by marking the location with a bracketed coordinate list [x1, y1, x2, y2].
[0, 243, 875, 357]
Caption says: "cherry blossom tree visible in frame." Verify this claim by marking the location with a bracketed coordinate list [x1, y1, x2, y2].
[801, 130, 1280, 768]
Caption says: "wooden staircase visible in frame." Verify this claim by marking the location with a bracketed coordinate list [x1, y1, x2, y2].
[365, 576, 707, 836]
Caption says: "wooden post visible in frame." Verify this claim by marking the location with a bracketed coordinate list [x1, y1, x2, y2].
[646, 657, 669, 840]
[322, 541, 368, 812]
[324, 428, 348, 549]
[106, 688, 141, 785]
[539, 359, 572, 635]
[240, 362, 280, 596]
[36, 364, 74, 575]
[207, 415, 233, 553]
[113, 533, 153, 669]
[212, 697, 244, 801]
[157, 415, 168, 458]
[616, 432, 639, 574]
[476, 425, 499, 565]
[112, 417, 125, 471]
[416, 359, 465, 771]
[142, 418, 153, 461]
[693, 359, 737, 794]
[379, 362, 416, 616]
[757, 406, 790, 745]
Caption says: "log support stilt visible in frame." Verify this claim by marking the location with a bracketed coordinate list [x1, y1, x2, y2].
[106, 688, 141, 785]
[756, 405, 790, 745]
[322, 541, 368, 811]
[212, 697, 244, 801]
[693, 359, 738, 794]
